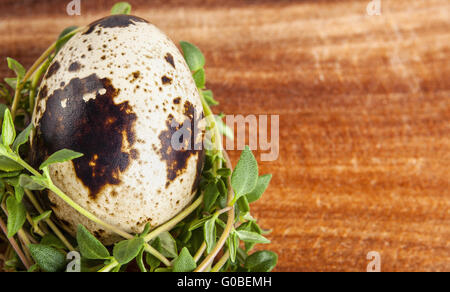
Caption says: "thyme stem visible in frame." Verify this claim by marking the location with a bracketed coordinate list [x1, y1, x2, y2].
[98, 259, 119, 272]
[211, 249, 229, 272]
[195, 150, 235, 272]
[24, 189, 75, 251]
[193, 241, 207, 262]
[144, 243, 172, 267]
[0, 215, 31, 270]
[144, 194, 204, 242]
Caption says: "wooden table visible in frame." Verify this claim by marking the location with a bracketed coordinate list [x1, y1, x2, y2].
[0, 0, 448, 272]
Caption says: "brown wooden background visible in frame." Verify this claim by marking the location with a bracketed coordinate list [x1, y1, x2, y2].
[0, 0, 449, 272]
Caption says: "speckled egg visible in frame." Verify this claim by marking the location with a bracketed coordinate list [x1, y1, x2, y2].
[31, 15, 205, 244]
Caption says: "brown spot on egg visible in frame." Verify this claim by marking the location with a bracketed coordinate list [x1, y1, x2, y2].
[38, 85, 48, 100]
[164, 53, 175, 69]
[45, 61, 60, 79]
[84, 15, 149, 35]
[173, 97, 181, 104]
[36, 73, 137, 199]
[68, 61, 81, 72]
[130, 71, 140, 83]
[130, 149, 139, 159]
[158, 100, 205, 188]
[161, 75, 172, 85]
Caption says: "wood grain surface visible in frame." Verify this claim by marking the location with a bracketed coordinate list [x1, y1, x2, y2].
[0, 0, 449, 272]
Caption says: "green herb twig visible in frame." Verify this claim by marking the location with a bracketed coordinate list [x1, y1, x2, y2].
[0, 216, 31, 270]
[143, 194, 204, 243]
[211, 249, 230, 272]
[0, 201, 34, 264]
[195, 151, 235, 272]
[24, 189, 75, 251]
[98, 258, 119, 272]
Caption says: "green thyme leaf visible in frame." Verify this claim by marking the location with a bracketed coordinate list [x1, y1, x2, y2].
[227, 231, 239, 263]
[58, 26, 79, 40]
[217, 178, 227, 197]
[3, 176, 19, 187]
[29, 244, 66, 272]
[204, 215, 217, 253]
[32, 211, 52, 225]
[237, 247, 248, 265]
[6, 196, 26, 238]
[180, 41, 205, 72]
[193, 68, 206, 89]
[203, 181, 220, 211]
[111, 2, 132, 15]
[55, 26, 79, 53]
[140, 223, 151, 238]
[2, 109, 16, 146]
[235, 230, 270, 244]
[0, 156, 23, 172]
[231, 146, 258, 199]
[244, 250, 278, 272]
[202, 90, 219, 106]
[188, 215, 213, 231]
[27, 264, 39, 272]
[4, 78, 17, 90]
[19, 174, 46, 191]
[0, 171, 21, 178]
[12, 123, 33, 153]
[14, 185, 24, 202]
[153, 232, 178, 258]
[173, 247, 196, 272]
[113, 237, 145, 265]
[217, 168, 232, 177]
[40, 234, 66, 250]
[246, 174, 272, 203]
[146, 253, 161, 272]
[39, 149, 83, 170]
[76, 225, 110, 260]
[236, 195, 250, 216]
[6, 58, 26, 81]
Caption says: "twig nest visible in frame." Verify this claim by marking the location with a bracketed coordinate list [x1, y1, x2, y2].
[31, 15, 205, 244]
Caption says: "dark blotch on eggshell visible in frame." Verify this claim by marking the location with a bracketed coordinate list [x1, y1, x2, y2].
[35, 73, 137, 199]
[45, 61, 60, 79]
[164, 53, 175, 69]
[39, 85, 48, 100]
[68, 61, 81, 72]
[161, 75, 172, 85]
[158, 101, 205, 190]
[83, 15, 149, 35]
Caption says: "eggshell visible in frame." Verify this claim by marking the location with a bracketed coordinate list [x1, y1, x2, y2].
[31, 15, 205, 244]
